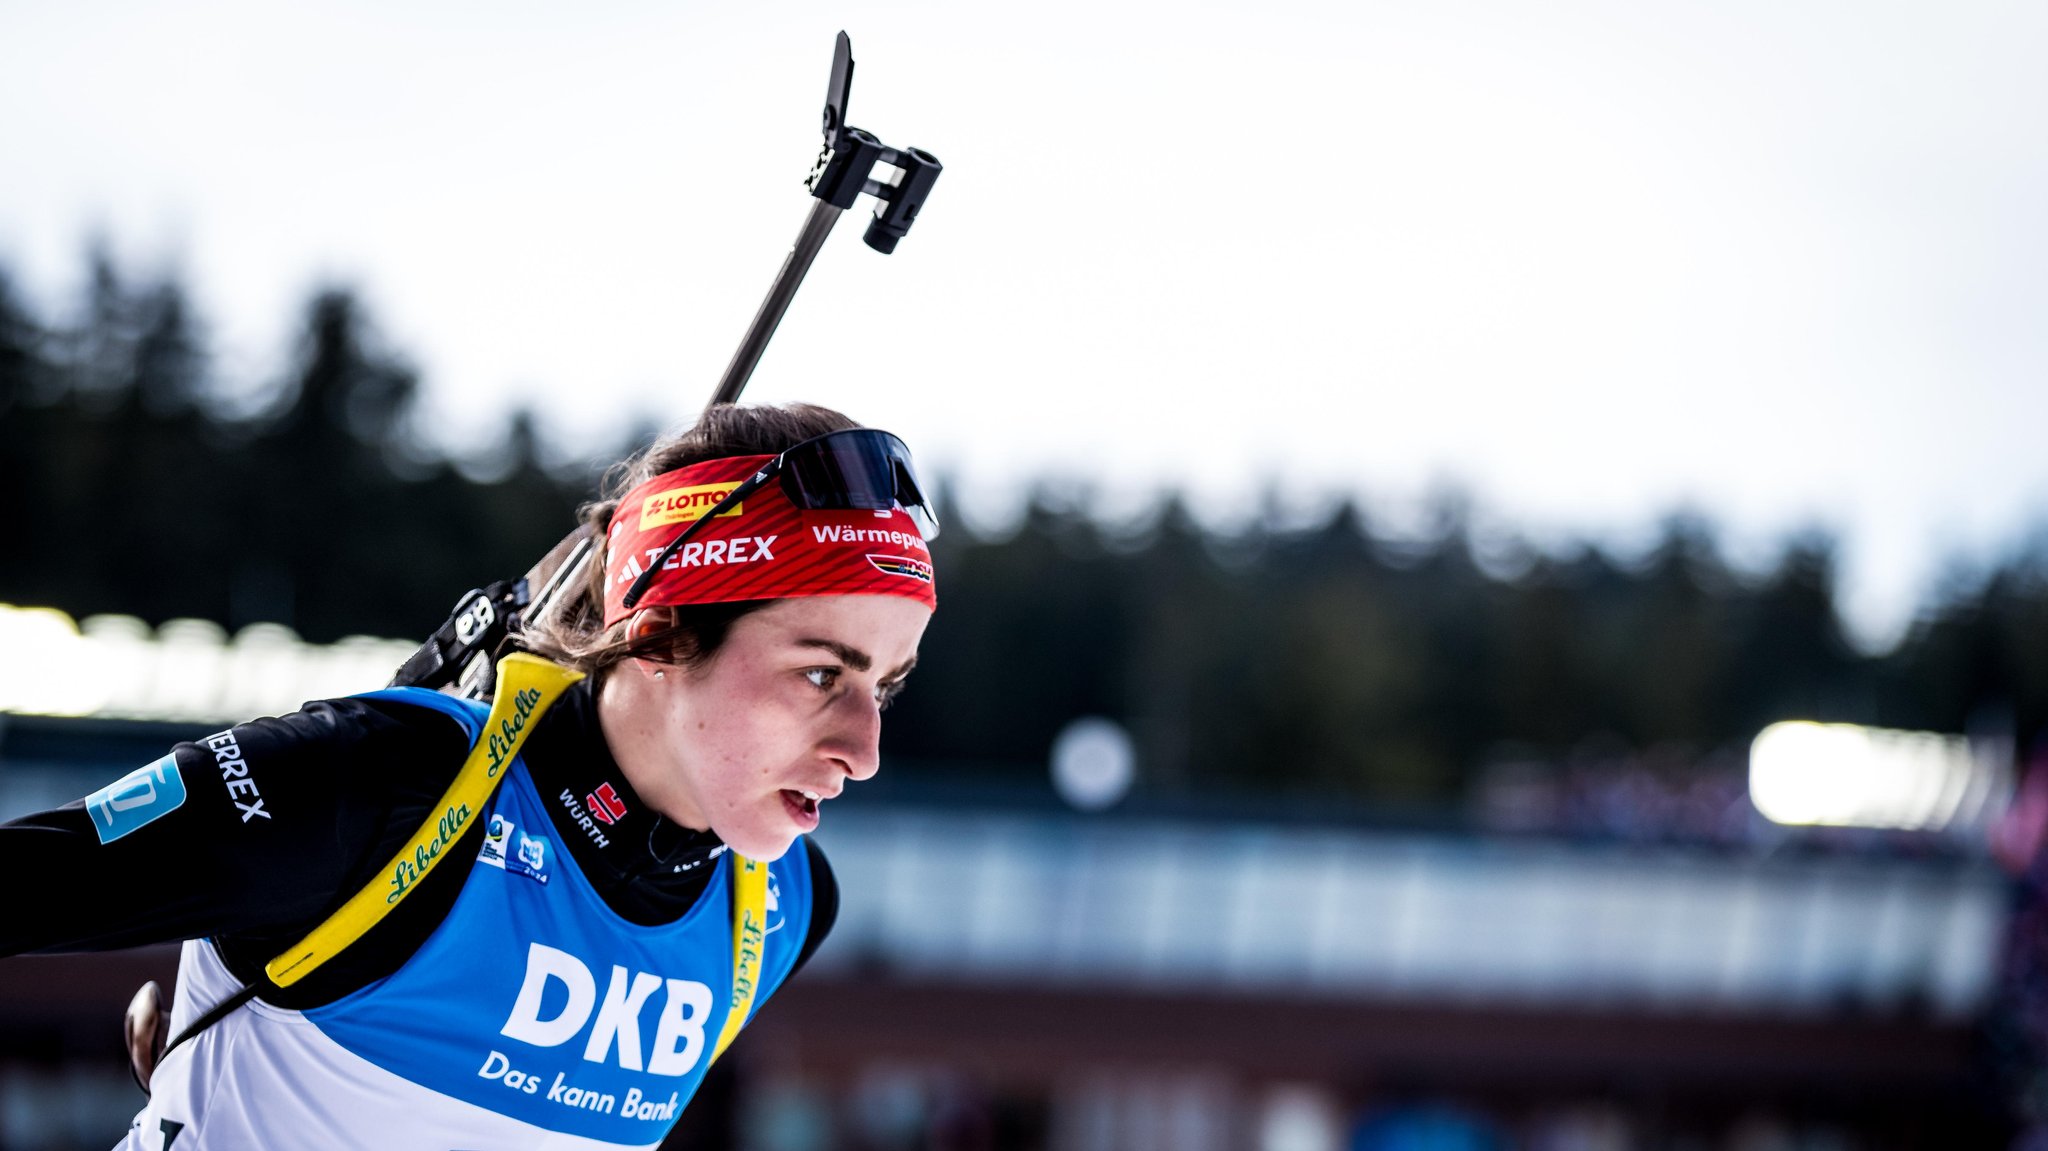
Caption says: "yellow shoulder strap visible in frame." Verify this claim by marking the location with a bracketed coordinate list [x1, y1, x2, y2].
[265, 653, 585, 988]
[708, 853, 770, 1065]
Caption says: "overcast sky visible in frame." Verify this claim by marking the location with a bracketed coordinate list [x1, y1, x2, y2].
[4, 0, 2045, 647]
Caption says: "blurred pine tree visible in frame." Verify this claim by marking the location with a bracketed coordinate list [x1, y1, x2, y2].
[4, 250, 2045, 805]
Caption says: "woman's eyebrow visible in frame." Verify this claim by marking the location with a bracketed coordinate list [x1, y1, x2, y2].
[795, 638, 871, 672]
[795, 638, 918, 679]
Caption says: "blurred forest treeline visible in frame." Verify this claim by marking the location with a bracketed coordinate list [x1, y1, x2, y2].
[4, 254, 2048, 811]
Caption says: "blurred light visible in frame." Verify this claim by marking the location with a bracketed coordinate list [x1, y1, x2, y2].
[1050, 717, 1136, 811]
[0, 603, 417, 724]
[0, 605, 109, 716]
[1749, 720, 2013, 831]
[1258, 1086, 1342, 1151]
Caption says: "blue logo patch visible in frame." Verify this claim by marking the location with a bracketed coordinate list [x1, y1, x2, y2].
[85, 755, 188, 844]
[511, 832, 549, 884]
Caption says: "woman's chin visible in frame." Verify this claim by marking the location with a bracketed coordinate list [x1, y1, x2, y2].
[716, 822, 799, 863]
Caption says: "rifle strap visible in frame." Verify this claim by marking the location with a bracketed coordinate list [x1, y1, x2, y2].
[150, 652, 770, 1083]
[267, 653, 587, 987]
[709, 853, 771, 1066]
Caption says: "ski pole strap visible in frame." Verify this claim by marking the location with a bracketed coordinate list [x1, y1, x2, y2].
[265, 653, 586, 988]
[709, 854, 770, 1065]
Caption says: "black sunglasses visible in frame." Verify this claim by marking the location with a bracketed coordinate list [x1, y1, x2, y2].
[621, 428, 938, 611]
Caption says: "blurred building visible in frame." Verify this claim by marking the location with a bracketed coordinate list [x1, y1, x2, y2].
[740, 796, 2003, 1151]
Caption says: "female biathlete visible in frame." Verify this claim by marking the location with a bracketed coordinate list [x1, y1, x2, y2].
[0, 402, 940, 1149]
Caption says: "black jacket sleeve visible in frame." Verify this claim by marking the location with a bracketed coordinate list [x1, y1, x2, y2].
[0, 698, 469, 958]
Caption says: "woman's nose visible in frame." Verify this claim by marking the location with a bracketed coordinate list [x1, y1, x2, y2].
[827, 691, 883, 781]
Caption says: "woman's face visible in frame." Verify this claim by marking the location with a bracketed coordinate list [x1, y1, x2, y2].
[600, 595, 930, 860]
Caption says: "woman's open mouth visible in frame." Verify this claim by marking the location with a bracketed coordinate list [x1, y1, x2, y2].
[780, 789, 821, 830]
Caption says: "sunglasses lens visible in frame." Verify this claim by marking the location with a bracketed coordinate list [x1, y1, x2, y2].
[780, 429, 941, 539]
[893, 458, 940, 540]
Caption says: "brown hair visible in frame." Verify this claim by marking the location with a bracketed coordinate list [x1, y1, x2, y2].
[518, 402, 860, 678]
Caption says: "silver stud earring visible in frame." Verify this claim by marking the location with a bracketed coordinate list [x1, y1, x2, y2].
[654, 670, 666, 680]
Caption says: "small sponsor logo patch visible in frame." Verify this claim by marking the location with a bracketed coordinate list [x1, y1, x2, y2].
[639, 484, 745, 530]
[512, 832, 550, 884]
[479, 814, 513, 868]
[587, 782, 628, 826]
[866, 554, 934, 583]
[85, 755, 187, 844]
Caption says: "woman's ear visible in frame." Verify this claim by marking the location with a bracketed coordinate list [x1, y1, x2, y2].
[627, 606, 677, 642]
[626, 607, 678, 679]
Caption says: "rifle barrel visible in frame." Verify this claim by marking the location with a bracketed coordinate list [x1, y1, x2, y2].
[708, 197, 846, 409]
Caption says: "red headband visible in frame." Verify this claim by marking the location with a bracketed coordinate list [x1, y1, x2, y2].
[601, 455, 936, 627]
